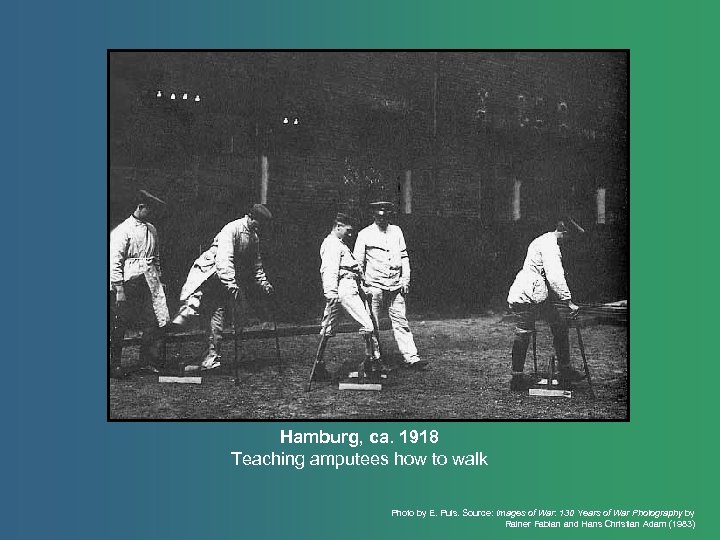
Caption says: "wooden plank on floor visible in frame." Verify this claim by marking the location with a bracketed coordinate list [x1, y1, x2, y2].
[339, 383, 382, 391]
[529, 388, 571, 398]
[158, 376, 202, 384]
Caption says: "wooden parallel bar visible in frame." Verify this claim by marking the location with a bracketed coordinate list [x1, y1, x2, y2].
[125, 306, 628, 347]
[122, 320, 392, 346]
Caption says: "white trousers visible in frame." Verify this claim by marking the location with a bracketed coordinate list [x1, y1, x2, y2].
[321, 278, 375, 336]
[367, 286, 419, 363]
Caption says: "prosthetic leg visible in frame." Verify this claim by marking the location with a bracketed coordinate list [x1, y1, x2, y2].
[362, 290, 389, 372]
[360, 333, 381, 382]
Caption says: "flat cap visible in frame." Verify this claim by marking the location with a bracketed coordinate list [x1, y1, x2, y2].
[249, 203, 273, 220]
[557, 217, 586, 234]
[138, 189, 166, 206]
[335, 212, 355, 226]
[369, 201, 396, 215]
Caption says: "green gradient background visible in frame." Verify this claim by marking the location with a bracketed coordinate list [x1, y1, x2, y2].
[6, 0, 717, 538]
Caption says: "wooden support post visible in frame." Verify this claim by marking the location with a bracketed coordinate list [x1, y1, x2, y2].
[575, 326, 596, 398]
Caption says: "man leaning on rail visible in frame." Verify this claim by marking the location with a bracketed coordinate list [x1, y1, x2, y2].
[506, 218, 586, 391]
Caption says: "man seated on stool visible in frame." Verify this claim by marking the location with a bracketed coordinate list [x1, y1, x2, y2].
[507, 218, 586, 391]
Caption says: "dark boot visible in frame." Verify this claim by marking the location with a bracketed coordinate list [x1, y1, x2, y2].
[311, 362, 332, 382]
[109, 314, 126, 379]
[551, 324, 583, 383]
[362, 356, 381, 382]
[510, 372, 532, 391]
[109, 341, 125, 379]
[109, 363, 125, 379]
[363, 333, 390, 372]
[511, 335, 530, 373]
[139, 325, 165, 372]
[509, 334, 532, 390]
[558, 366, 585, 384]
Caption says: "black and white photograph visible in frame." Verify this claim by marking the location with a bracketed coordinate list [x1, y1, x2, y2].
[108, 51, 628, 420]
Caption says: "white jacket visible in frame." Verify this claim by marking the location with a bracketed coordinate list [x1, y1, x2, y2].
[353, 223, 410, 290]
[319, 234, 362, 299]
[179, 216, 268, 301]
[109, 215, 162, 288]
[109, 215, 169, 326]
[507, 232, 571, 305]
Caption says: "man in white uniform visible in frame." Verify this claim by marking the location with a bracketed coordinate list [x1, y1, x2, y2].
[172, 204, 274, 370]
[312, 213, 381, 382]
[354, 202, 427, 369]
[109, 189, 170, 378]
[507, 218, 585, 390]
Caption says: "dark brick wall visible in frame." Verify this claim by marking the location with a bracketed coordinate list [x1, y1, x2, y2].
[109, 52, 628, 321]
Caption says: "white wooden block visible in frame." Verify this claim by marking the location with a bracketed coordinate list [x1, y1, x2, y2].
[536, 378, 559, 386]
[339, 383, 382, 391]
[348, 372, 387, 379]
[529, 388, 571, 398]
[158, 376, 202, 384]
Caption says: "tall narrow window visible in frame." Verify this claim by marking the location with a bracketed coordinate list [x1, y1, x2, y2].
[512, 179, 522, 221]
[260, 155, 269, 204]
[596, 187, 606, 224]
[401, 170, 412, 214]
